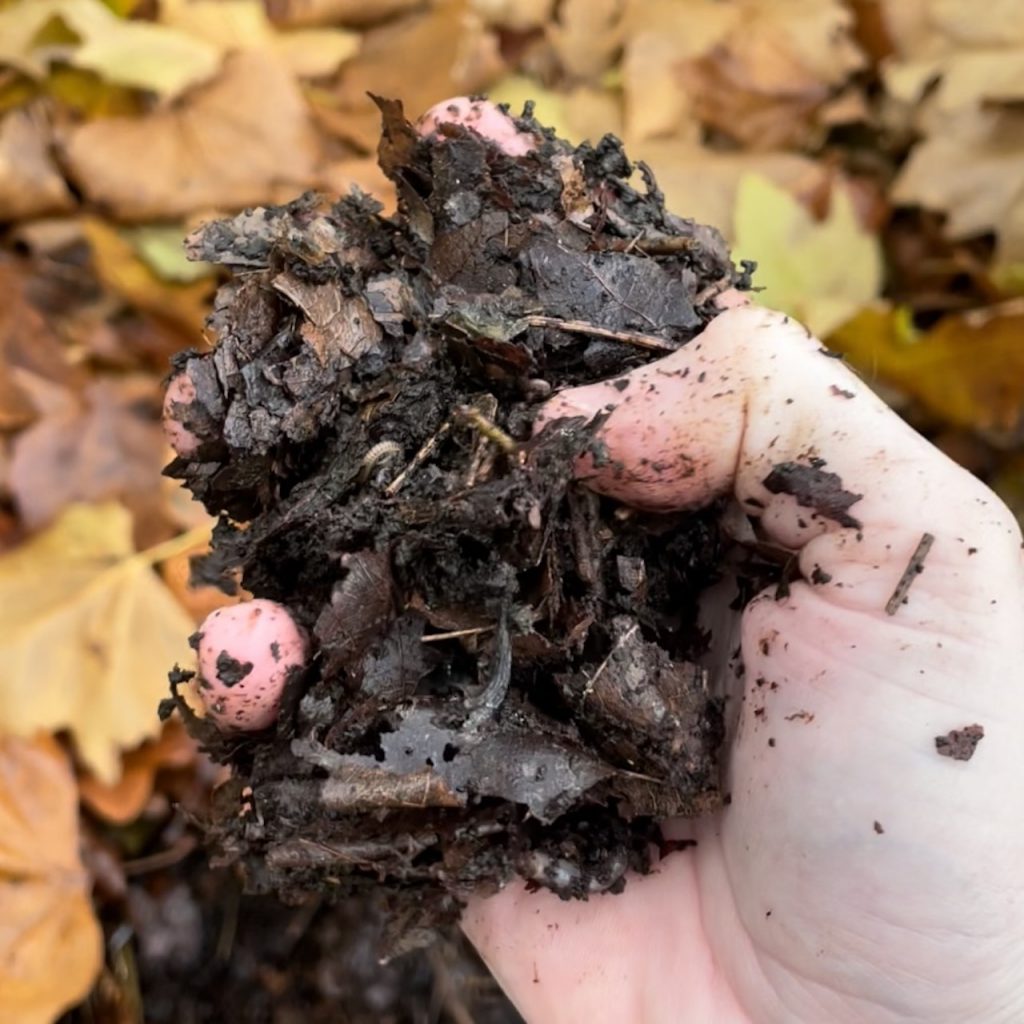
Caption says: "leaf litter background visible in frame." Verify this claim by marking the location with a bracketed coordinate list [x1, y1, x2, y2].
[0, 0, 1022, 1021]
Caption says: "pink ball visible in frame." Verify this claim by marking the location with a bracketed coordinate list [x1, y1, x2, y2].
[195, 600, 308, 732]
[416, 97, 536, 156]
[162, 371, 202, 458]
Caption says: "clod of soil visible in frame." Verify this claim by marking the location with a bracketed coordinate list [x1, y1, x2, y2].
[162, 97, 757, 953]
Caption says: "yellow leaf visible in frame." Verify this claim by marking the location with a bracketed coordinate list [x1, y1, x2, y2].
[733, 173, 882, 337]
[0, 504, 203, 782]
[83, 218, 214, 332]
[831, 301, 1024, 433]
[0, 734, 102, 1024]
[160, 0, 358, 78]
[0, 0, 222, 99]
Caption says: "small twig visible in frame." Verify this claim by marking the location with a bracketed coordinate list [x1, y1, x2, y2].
[455, 405, 518, 454]
[525, 315, 677, 353]
[426, 944, 475, 1024]
[385, 421, 450, 496]
[885, 532, 935, 615]
[694, 276, 735, 306]
[122, 834, 198, 876]
[593, 234, 696, 255]
[581, 623, 639, 708]
[421, 625, 494, 643]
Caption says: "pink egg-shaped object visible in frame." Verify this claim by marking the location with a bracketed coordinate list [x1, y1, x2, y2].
[416, 97, 537, 156]
[162, 371, 202, 458]
[195, 600, 308, 731]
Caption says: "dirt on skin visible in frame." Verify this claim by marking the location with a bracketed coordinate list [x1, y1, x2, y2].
[162, 97, 764, 955]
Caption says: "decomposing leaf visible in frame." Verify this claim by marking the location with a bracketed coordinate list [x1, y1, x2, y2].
[0, 734, 102, 1024]
[0, 503, 201, 781]
[0, 104, 74, 221]
[79, 719, 197, 824]
[8, 375, 166, 529]
[62, 50, 322, 219]
[0, 0, 221, 99]
[733, 172, 882, 336]
[831, 300, 1024, 432]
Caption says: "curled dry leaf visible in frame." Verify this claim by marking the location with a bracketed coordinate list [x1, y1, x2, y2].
[62, 50, 322, 220]
[0, 735, 102, 1024]
[0, 503, 200, 782]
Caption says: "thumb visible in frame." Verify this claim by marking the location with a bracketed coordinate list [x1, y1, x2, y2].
[538, 304, 1022, 620]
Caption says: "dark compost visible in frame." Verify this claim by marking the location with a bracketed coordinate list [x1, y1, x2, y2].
[162, 98, 757, 953]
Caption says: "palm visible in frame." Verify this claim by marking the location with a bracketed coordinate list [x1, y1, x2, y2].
[463, 307, 1024, 1023]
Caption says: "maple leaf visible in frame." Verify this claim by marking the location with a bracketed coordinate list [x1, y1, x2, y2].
[0, 504, 205, 782]
[733, 173, 882, 337]
[0, 734, 101, 1024]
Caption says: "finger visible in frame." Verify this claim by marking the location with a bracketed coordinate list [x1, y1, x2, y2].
[537, 304, 1023, 621]
[416, 96, 537, 155]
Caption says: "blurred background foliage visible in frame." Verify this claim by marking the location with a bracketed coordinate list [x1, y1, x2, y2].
[0, 1, 1022, 1021]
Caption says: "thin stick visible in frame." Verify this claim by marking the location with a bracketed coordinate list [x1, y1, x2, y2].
[525, 315, 677, 353]
[455, 405, 518, 453]
[384, 421, 450, 496]
[421, 625, 494, 643]
[595, 235, 696, 255]
[885, 532, 935, 615]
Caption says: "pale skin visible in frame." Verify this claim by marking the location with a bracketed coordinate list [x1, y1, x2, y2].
[417, 101, 1024, 1022]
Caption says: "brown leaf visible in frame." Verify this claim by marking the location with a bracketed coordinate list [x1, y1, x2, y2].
[79, 720, 197, 825]
[265, 0, 423, 28]
[8, 375, 165, 529]
[330, 0, 503, 150]
[62, 50, 322, 219]
[0, 105, 75, 221]
[831, 301, 1024, 433]
[0, 735, 102, 1024]
[0, 261, 78, 434]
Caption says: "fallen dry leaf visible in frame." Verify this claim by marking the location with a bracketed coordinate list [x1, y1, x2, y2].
[265, 0, 423, 28]
[472, 0, 554, 31]
[733, 172, 882, 337]
[0, 503, 202, 781]
[0, 105, 74, 221]
[637, 142, 828, 243]
[62, 50, 322, 219]
[8, 375, 166, 530]
[831, 300, 1024, 433]
[0, 0, 221, 100]
[547, 0, 624, 82]
[0, 734, 102, 1024]
[160, 0, 359, 79]
[329, 0, 503, 150]
[621, 0, 862, 149]
[0, 260, 78, 434]
[83, 218, 215, 332]
[79, 719, 197, 824]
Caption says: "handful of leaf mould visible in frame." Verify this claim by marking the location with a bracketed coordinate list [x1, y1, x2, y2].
[161, 97, 757, 952]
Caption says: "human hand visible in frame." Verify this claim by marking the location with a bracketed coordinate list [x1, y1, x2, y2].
[418, 101, 1024, 1023]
